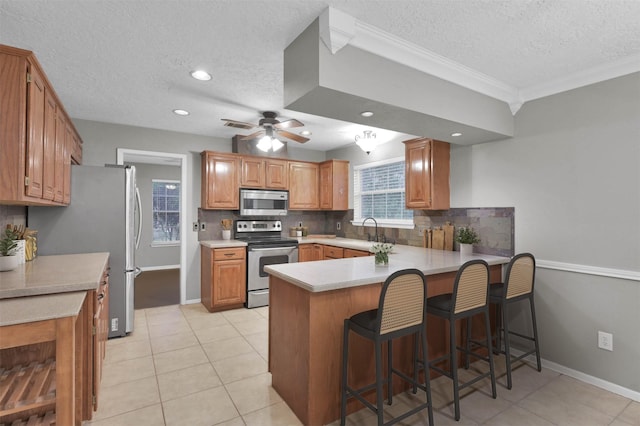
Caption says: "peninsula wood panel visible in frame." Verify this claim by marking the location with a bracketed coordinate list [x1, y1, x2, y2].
[269, 264, 501, 426]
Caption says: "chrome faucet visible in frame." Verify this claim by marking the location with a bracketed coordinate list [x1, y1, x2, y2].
[362, 217, 379, 242]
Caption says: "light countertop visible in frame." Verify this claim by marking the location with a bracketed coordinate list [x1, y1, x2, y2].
[0, 252, 109, 299]
[200, 240, 248, 249]
[265, 241, 510, 293]
[0, 291, 87, 326]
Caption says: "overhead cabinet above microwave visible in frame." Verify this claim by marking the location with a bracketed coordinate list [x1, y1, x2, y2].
[200, 151, 349, 212]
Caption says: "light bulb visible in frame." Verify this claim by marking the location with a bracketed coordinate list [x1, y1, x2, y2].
[271, 138, 284, 152]
[257, 136, 272, 152]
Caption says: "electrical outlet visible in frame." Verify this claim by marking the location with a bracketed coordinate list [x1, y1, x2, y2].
[337, 222, 341, 230]
[193, 222, 199, 232]
[200, 222, 206, 231]
[111, 318, 118, 332]
[598, 331, 613, 351]
[298, 222, 303, 228]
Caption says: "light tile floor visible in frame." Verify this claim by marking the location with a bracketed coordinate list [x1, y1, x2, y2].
[85, 304, 639, 426]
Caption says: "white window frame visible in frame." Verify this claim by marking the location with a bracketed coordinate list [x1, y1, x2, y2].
[151, 179, 181, 246]
[351, 157, 415, 230]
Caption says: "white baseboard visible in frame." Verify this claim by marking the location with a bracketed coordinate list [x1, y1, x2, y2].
[138, 265, 180, 272]
[510, 348, 640, 402]
[184, 298, 201, 305]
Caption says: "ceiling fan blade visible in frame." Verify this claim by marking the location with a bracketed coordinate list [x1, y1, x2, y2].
[274, 119, 304, 129]
[239, 130, 265, 141]
[221, 119, 256, 130]
[277, 130, 309, 143]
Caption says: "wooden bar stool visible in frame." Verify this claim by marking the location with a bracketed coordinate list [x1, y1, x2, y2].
[419, 259, 497, 421]
[340, 269, 434, 426]
[487, 252, 541, 389]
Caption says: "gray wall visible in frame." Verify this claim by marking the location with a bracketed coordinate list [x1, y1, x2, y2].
[73, 119, 325, 302]
[450, 73, 640, 393]
[131, 163, 181, 268]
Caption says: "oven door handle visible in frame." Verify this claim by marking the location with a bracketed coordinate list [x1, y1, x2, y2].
[249, 246, 298, 252]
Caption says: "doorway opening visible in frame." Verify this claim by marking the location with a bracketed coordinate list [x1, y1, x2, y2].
[117, 149, 188, 307]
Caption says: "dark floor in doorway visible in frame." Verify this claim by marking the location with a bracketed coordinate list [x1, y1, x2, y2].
[134, 268, 180, 309]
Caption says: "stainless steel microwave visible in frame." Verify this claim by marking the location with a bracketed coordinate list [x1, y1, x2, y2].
[239, 189, 288, 216]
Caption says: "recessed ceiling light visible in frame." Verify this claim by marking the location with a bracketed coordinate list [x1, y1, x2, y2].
[190, 70, 212, 81]
[360, 111, 374, 117]
[300, 130, 311, 136]
[173, 109, 190, 116]
[451, 132, 462, 137]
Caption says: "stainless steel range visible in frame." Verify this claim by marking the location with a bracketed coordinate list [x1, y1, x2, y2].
[235, 220, 298, 308]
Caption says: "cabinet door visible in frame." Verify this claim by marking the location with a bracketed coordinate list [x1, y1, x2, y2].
[265, 159, 288, 189]
[25, 65, 45, 199]
[53, 107, 66, 203]
[323, 245, 344, 259]
[42, 90, 56, 200]
[298, 244, 314, 262]
[319, 160, 348, 210]
[405, 139, 432, 209]
[404, 138, 450, 210]
[63, 123, 72, 203]
[312, 244, 324, 261]
[289, 161, 319, 209]
[201, 152, 240, 209]
[241, 158, 265, 188]
[212, 259, 246, 306]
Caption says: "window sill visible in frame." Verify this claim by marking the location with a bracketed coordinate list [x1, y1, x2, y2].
[351, 220, 415, 230]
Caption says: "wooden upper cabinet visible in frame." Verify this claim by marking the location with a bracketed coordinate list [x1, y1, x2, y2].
[319, 159, 348, 210]
[241, 157, 288, 189]
[0, 44, 81, 205]
[289, 161, 319, 210]
[24, 64, 45, 199]
[404, 138, 450, 210]
[201, 151, 240, 209]
[241, 157, 265, 188]
[63, 123, 72, 203]
[265, 159, 288, 189]
[42, 89, 57, 200]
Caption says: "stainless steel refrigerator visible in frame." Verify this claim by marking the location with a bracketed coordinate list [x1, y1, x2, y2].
[28, 164, 141, 338]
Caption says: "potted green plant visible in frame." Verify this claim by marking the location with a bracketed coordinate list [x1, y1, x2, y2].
[0, 228, 19, 271]
[455, 226, 480, 256]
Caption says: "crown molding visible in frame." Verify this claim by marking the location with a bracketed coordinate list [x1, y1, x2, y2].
[519, 53, 640, 102]
[320, 7, 640, 116]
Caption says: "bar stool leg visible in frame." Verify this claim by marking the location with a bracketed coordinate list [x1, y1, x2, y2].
[502, 303, 513, 390]
[530, 296, 542, 372]
[421, 330, 434, 426]
[464, 317, 472, 369]
[387, 340, 393, 405]
[484, 309, 497, 397]
[340, 320, 349, 426]
[375, 337, 384, 426]
[450, 318, 461, 421]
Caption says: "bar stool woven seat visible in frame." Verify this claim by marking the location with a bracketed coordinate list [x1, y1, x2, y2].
[340, 269, 434, 426]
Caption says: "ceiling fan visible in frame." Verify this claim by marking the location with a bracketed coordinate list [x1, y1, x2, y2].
[221, 111, 310, 152]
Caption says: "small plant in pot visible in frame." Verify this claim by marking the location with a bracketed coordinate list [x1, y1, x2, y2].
[455, 226, 480, 256]
[0, 228, 20, 271]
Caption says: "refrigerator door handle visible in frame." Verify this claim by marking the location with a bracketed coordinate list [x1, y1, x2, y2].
[135, 186, 142, 250]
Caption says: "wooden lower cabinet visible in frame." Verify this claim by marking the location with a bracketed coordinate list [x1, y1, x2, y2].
[323, 245, 344, 260]
[201, 246, 246, 312]
[299, 244, 325, 262]
[0, 275, 109, 424]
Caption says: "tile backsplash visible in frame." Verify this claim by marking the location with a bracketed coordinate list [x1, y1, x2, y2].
[0, 205, 26, 230]
[199, 207, 514, 257]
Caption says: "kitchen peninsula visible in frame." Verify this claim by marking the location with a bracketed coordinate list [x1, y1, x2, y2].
[265, 242, 509, 426]
[0, 253, 110, 425]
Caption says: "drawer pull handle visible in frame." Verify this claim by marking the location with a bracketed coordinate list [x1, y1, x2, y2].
[97, 294, 104, 301]
[224, 253, 235, 256]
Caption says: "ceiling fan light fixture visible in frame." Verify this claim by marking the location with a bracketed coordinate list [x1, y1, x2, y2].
[190, 70, 212, 81]
[257, 136, 272, 152]
[272, 138, 284, 152]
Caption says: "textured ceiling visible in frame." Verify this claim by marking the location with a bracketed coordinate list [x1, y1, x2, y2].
[1, 0, 638, 151]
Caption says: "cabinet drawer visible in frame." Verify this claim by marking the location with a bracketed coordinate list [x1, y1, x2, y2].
[213, 247, 246, 261]
[323, 246, 344, 259]
[344, 248, 370, 258]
